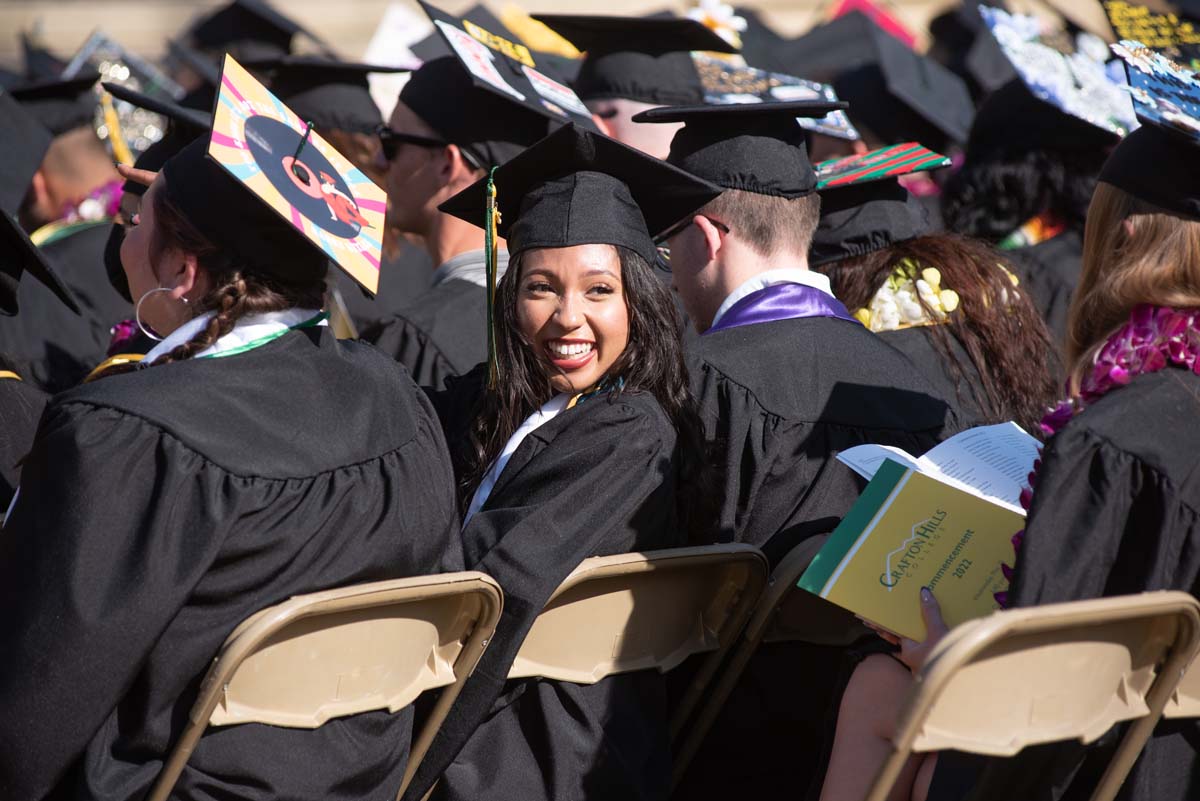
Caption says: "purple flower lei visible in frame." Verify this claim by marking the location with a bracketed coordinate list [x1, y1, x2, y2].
[996, 304, 1200, 607]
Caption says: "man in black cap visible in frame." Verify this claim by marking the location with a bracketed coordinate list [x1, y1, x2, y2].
[186, 0, 328, 63]
[635, 99, 959, 798]
[532, 14, 738, 159]
[363, 52, 559, 388]
[4, 75, 131, 390]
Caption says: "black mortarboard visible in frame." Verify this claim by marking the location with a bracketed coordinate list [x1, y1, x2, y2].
[189, 0, 326, 60]
[532, 14, 736, 106]
[102, 82, 211, 196]
[0, 92, 80, 314]
[167, 38, 222, 112]
[10, 73, 100, 136]
[21, 33, 68, 81]
[781, 13, 975, 150]
[632, 100, 845, 198]
[809, 143, 952, 266]
[439, 123, 721, 263]
[410, 3, 508, 64]
[245, 56, 405, 134]
[731, 7, 791, 73]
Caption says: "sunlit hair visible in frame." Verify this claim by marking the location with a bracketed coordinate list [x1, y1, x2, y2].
[1070, 182, 1200, 389]
[463, 245, 714, 540]
[701, 189, 821, 260]
[818, 233, 1058, 434]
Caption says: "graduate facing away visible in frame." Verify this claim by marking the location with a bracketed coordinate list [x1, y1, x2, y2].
[0, 132, 461, 800]
[402, 123, 720, 801]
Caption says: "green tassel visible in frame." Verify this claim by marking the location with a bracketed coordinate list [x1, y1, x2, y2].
[485, 166, 500, 389]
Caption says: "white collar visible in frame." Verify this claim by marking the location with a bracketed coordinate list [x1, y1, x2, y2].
[711, 268, 834, 330]
[142, 307, 327, 363]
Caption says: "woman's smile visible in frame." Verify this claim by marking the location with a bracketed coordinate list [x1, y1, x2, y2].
[544, 337, 597, 370]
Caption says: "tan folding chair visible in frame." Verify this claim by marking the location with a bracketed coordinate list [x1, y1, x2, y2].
[1164, 644, 1200, 719]
[145, 571, 503, 801]
[864, 591, 1200, 801]
[505, 544, 768, 778]
[672, 539, 869, 784]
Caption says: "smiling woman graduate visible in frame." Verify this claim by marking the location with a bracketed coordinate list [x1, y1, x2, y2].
[0, 129, 461, 799]
[402, 123, 720, 801]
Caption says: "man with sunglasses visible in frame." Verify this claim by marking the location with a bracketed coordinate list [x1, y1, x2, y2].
[363, 55, 553, 390]
[635, 100, 962, 799]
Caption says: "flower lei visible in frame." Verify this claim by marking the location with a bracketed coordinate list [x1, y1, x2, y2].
[853, 259, 961, 332]
[686, 0, 747, 50]
[996, 305, 1200, 606]
[60, 178, 123, 225]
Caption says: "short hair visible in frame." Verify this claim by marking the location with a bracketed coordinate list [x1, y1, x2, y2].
[701, 189, 821, 260]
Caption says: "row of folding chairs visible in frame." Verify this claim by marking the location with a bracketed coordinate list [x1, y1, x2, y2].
[145, 541, 1200, 801]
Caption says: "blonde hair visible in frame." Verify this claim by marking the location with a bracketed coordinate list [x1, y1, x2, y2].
[1068, 182, 1200, 389]
[701, 189, 821, 260]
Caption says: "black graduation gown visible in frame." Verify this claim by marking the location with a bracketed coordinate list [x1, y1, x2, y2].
[0, 222, 132, 392]
[674, 315, 959, 801]
[1004, 230, 1083, 352]
[334, 240, 433, 333]
[928, 366, 1200, 801]
[0, 326, 462, 801]
[881, 325, 994, 429]
[0, 376, 47, 507]
[364, 278, 487, 390]
[404, 369, 684, 801]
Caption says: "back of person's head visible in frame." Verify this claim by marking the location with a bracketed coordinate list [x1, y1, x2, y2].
[1071, 182, 1200, 376]
[702, 189, 822, 261]
[818, 232, 1058, 433]
[19, 125, 117, 229]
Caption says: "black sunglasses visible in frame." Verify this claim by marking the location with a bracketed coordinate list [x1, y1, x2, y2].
[656, 214, 731, 244]
[375, 124, 481, 169]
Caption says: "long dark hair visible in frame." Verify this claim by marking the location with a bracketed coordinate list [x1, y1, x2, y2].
[95, 187, 326, 378]
[818, 233, 1058, 435]
[941, 148, 1107, 242]
[463, 245, 714, 540]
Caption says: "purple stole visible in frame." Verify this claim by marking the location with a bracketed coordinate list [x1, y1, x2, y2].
[704, 282, 860, 335]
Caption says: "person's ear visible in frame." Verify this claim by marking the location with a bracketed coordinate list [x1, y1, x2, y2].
[695, 215, 724, 262]
[1122, 217, 1136, 239]
[26, 169, 54, 221]
[161, 250, 204, 302]
[440, 144, 479, 188]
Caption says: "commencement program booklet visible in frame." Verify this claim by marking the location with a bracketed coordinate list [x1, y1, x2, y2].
[798, 424, 1038, 641]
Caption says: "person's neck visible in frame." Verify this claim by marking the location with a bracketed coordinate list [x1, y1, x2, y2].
[422, 212, 499, 268]
[714, 248, 809, 305]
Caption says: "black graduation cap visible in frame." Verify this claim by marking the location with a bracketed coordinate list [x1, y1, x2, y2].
[101, 82, 212, 196]
[731, 7, 791, 73]
[242, 56, 404, 134]
[927, 0, 1016, 98]
[809, 143, 952, 266]
[532, 14, 736, 106]
[632, 99, 845, 198]
[20, 32, 68, 81]
[9, 73, 100, 136]
[780, 12, 975, 150]
[189, 0, 326, 60]
[439, 122, 722, 263]
[166, 38, 222, 112]
[0, 92, 80, 314]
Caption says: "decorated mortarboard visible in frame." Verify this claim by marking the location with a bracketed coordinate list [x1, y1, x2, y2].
[0, 92, 80, 315]
[438, 122, 721, 385]
[1102, 40, 1200, 218]
[10, 73, 100, 137]
[243, 56, 406, 134]
[1103, 1, 1200, 70]
[969, 6, 1135, 156]
[827, 0, 918, 50]
[184, 55, 386, 293]
[782, 12, 975, 150]
[809, 143, 952, 266]
[531, 14, 737, 106]
[410, 3, 508, 64]
[189, 0, 329, 59]
[632, 99, 846, 198]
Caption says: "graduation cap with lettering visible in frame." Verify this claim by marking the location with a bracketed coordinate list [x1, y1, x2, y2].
[189, 0, 328, 60]
[781, 12, 975, 151]
[632, 99, 846, 198]
[162, 55, 387, 295]
[531, 14, 737, 105]
[1101, 40, 1200, 219]
[410, 3, 506, 64]
[968, 6, 1134, 157]
[809, 143, 952, 266]
[244, 56, 406, 134]
[10, 73, 99, 136]
[0, 92, 80, 314]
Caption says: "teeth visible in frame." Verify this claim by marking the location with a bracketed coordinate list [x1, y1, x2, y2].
[549, 341, 594, 358]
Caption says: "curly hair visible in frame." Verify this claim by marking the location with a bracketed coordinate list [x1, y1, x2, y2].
[818, 233, 1059, 435]
[941, 148, 1108, 243]
[462, 246, 715, 541]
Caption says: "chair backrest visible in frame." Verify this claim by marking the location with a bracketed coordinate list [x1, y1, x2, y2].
[864, 591, 1200, 801]
[146, 571, 503, 801]
[1164, 650, 1200, 719]
[508, 544, 768, 685]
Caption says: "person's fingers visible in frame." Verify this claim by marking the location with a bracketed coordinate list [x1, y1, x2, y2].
[919, 586, 948, 635]
[858, 618, 902, 644]
[117, 164, 157, 187]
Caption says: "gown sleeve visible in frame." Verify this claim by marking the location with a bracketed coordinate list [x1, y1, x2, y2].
[365, 314, 458, 391]
[0, 402, 226, 800]
[399, 398, 678, 801]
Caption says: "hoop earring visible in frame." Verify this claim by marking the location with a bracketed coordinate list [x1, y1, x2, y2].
[135, 287, 188, 342]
